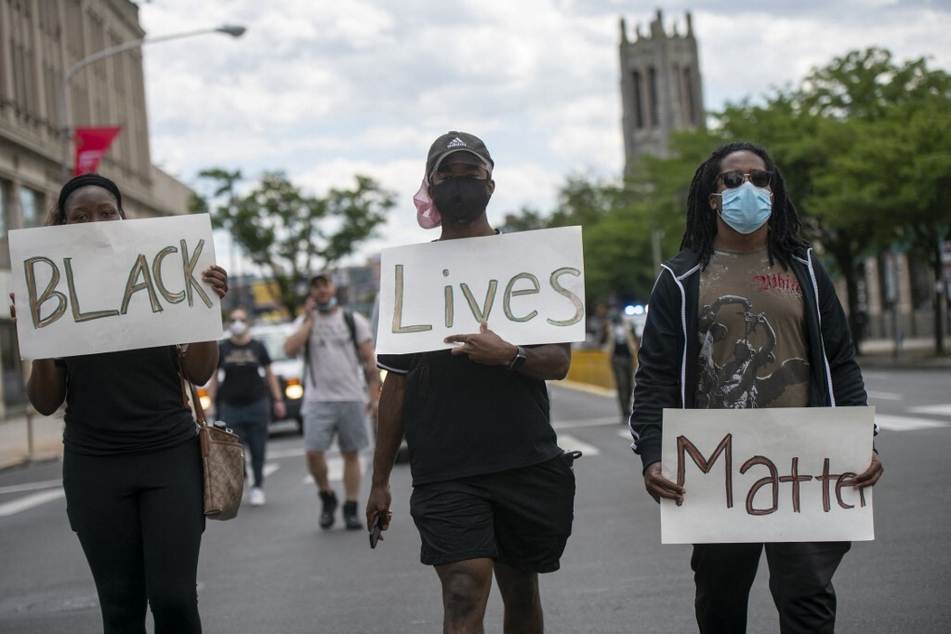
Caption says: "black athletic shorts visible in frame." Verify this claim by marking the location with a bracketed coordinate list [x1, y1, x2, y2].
[410, 453, 577, 572]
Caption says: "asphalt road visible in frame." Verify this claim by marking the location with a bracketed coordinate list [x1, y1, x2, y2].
[1, 367, 949, 633]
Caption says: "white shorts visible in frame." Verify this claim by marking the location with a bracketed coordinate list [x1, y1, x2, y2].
[302, 401, 369, 453]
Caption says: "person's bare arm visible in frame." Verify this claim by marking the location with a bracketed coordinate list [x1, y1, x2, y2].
[182, 342, 219, 385]
[365, 373, 406, 535]
[263, 365, 287, 419]
[26, 359, 67, 416]
[359, 339, 380, 417]
[443, 320, 571, 380]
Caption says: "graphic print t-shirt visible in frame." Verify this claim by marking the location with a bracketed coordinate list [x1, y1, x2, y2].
[217, 339, 272, 405]
[696, 247, 810, 409]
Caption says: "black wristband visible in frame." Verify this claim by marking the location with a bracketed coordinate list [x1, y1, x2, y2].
[507, 346, 527, 371]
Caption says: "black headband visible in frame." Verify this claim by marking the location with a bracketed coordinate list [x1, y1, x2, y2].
[57, 173, 123, 216]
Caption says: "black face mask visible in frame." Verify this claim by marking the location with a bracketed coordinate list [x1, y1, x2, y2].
[431, 177, 491, 224]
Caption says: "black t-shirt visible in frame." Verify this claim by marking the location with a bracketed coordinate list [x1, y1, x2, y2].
[217, 339, 272, 405]
[62, 346, 197, 455]
[378, 348, 562, 485]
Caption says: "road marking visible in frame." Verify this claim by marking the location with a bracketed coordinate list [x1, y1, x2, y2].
[556, 433, 600, 457]
[867, 391, 904, 401]
[0, 489, 65, 517]
[876, 415, 949, 431]
[908, 404, 951, 417]
[0, 479, 63, 495]
[263, 463, 280, 478]
[267, 447, 306, 460]
[552, 416, 620, 430]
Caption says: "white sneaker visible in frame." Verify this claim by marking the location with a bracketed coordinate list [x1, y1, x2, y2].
[249, 487, 265, 506]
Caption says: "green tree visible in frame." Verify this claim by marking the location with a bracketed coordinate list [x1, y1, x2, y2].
[192, 171, 395, 317]
[650, 47, 951, 354]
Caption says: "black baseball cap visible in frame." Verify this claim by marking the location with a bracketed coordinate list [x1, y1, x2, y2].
[309, 272, 332, 285]
[425, 131, 494, 178]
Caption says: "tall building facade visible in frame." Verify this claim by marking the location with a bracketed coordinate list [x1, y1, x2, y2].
[618, 9, 705, 174]
[0, 0, 194, 418]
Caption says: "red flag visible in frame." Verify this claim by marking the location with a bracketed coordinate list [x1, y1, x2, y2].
[74, 126, 122, 176]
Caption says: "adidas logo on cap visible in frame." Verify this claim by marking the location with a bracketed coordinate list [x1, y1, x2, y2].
[446, 137, 468, 149]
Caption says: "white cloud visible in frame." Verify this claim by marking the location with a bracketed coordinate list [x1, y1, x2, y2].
[138, 1, 951, 265]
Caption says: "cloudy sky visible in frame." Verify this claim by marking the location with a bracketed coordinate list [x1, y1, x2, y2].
[136, 0, 951, 264]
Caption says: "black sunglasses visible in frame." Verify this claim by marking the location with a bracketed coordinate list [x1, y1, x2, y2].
[717, 170, 772, 189]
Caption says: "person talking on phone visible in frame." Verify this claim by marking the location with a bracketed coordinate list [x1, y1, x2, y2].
[367, 132, 578, 634]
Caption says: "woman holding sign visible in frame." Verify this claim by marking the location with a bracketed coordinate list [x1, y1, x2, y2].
[11, 173, 228, 634]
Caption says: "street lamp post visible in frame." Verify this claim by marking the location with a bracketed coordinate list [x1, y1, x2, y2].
[58, 24, 246, 181]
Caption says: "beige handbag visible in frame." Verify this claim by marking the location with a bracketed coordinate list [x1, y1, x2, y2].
[177, 346, 244, 521]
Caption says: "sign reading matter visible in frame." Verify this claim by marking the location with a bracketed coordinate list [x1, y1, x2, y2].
[376, 226, 585, 355]
[9, 214, 223, 360]
[660, 406, 875, 544]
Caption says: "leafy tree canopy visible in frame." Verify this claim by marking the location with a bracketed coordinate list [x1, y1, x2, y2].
[191, 170, 395, 317]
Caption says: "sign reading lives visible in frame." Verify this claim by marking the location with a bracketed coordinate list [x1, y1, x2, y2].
[9, 214, 223, 360]
[660, 406, 875, 544]
[376, 226, 585, 355]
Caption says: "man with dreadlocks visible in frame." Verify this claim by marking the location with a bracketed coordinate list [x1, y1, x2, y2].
[629, 141, 883, 633]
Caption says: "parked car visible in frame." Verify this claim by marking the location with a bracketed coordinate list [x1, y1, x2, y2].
[249, 322, 305, 434]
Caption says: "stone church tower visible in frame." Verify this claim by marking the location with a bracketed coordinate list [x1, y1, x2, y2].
[619, 10, 705, 175]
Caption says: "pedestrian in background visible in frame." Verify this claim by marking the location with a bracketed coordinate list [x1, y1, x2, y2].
[204, 307, 286, 507]
[368, 131, 578, 634]
[284, 274, 379, 530]
[630, 141, 883, 633]
[11, 173, 229, 633]
[601, 309, 638, 423]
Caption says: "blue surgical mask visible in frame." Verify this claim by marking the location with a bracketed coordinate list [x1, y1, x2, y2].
[716, 182, 772, 234]
[316, 296, 338, 312]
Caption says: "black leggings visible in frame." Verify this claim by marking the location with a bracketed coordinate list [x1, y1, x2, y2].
[64, 439, 205, 634]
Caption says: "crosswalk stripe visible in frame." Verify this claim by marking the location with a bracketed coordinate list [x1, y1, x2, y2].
[0, 489, 64, 517]
[908, 404, 951, 417]
[868, 391, 904, 401]
[557, 433, 601, 457]
[0, 479, 63, 495]
[876, 415, 948, 431]
[552, 416, 619, 429]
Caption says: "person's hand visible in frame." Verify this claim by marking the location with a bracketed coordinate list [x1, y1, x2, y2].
[444, 320, 514, 366]
[273, 400, 286, 420]
[367, 398, 379, 420]
[852, 451, 883, 488]
[8, 292, 16, 323]
[202, 265, 229, 298]
[643, 461, 685, 505]
[365, 484, 393, 540]
[304, 296, 317, 318]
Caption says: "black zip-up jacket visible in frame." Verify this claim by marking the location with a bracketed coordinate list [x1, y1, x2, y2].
[630, 246, 871, 470]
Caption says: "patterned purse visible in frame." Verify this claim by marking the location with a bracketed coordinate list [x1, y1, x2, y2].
[177, 346, 244, 521]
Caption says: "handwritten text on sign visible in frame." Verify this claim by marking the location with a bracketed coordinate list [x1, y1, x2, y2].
[660, 407, 875, 544]
[10, 214, 223, 359]
[376, 227, 586, 355]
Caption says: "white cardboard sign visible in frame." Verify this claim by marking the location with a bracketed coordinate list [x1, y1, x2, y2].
[9, 214, 222, 359]
[376, 226, 586, 355]
[660, 406, 875, 544]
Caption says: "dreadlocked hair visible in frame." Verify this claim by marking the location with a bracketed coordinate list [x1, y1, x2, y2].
[680, 141, 809, 270]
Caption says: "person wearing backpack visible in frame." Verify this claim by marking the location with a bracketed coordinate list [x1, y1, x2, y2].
[284, 273, 380, 530]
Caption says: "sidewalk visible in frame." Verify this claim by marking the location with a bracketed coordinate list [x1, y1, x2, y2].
[0, 410, 64, 472]
[1, 337, 948, 473]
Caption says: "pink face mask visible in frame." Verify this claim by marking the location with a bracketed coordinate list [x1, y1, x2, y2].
[414, 178, 441, 229]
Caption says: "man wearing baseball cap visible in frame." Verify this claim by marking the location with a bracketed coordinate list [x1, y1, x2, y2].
[369, 132, 578, 633]
[285, 272, 380, 531]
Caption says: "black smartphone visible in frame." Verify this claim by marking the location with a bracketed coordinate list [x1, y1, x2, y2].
[369, 513, 385, 549]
